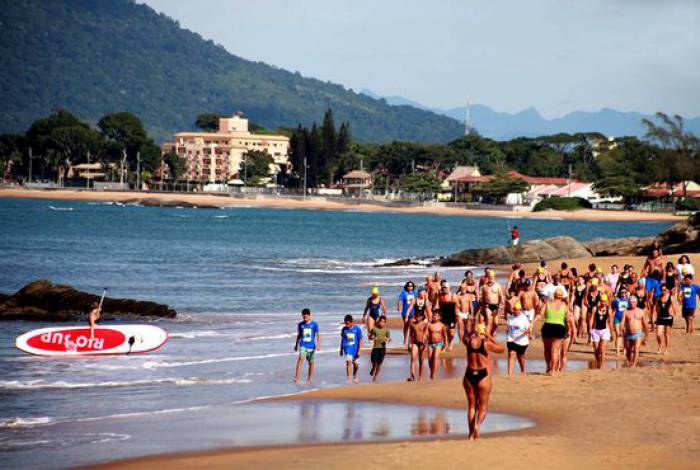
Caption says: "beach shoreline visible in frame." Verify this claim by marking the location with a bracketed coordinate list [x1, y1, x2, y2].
[89, 249, 700, 470]
[0, 187, 682, 222]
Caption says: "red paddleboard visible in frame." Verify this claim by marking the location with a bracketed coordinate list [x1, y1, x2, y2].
[15, 325, 168, 356]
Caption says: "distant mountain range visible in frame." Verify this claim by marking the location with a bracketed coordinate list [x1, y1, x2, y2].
[0, 1, 463, 144]
[361, 89, 700, 141]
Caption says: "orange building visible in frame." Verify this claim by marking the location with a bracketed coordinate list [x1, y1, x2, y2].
[163, 113, 290, 183]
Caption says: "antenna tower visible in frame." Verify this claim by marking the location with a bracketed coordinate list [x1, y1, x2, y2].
[464, 97, 471, 135]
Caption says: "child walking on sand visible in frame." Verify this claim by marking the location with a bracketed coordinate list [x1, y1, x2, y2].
[369, 315, 390, 382]
[340, 314, 363, 383]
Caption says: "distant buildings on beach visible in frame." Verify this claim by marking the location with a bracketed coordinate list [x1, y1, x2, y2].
[162, 113, 290, 183]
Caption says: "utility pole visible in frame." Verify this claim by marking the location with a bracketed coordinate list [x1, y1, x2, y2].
[567, 164, 572, 197]
[86, 150, 90, 189]
[136, 151, 141, 191]
[160, 151, 164, 192]
[453, 164, 458, 203]
[303, 156, 307, 199]
[360, 158, 364, 199]
[120, 149, 127, 186]
[28, 147, 33, 184]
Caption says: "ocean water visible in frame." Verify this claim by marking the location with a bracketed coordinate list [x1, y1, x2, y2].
[0, 198, 669, 468]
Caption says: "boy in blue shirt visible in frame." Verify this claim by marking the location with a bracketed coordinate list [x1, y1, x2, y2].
[680, 274, 700, 334]
[294, 308, 320, 384]
[612, 289, 630, 355]
[340, 314, 363, 383]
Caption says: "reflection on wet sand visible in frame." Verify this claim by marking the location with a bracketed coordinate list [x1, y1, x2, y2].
[412, 410, 451, 436]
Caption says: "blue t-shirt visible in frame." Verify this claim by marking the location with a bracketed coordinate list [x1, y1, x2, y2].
[398, 290, 416, 317]
[681, 284, 700, 309]
[341, 324, 363, 356]
[612, 297, 629, 320]
[298, 320, 319, 349]
[645, 278, 662, 298]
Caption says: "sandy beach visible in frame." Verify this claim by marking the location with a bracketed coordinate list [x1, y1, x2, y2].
[0, 187, 683, 222]
[89, 254, 700, 470]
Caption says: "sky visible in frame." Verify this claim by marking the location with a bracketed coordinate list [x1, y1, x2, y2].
[140, 0, 700, 119]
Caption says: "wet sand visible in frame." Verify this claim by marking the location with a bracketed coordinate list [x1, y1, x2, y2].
[92, 301, 700, 469]
[0, 187, 682, 222]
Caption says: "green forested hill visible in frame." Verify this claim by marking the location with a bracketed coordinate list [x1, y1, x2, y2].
[0, 0, 463, 143]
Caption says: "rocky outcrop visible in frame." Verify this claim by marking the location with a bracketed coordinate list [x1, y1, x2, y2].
[439, 236, 592, 266]
[438, 216, 700, 266]
[0, 280, 177, 321]
[584, 237, 654, 257]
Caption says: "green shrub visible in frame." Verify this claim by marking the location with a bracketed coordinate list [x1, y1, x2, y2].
[675, 198, 700, 212]
[533, 197, 592, 212]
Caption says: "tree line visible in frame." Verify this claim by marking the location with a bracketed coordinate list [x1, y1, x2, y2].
[0, 108, 186, 185]
[2, 108, 698, 199]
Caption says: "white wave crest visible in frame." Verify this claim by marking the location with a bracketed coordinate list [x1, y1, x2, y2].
[0, 417, 53, 428]
[0, 377, 252, 390]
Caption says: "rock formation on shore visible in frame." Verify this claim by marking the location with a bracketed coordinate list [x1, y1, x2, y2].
[0, 280, 177, 321]
[437, 214, 700, 266]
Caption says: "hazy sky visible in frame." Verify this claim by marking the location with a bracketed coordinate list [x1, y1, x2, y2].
[141, 0, 700, 118]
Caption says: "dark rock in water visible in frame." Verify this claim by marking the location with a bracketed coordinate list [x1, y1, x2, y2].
[0, 280, 176, 321]
[125, 198, 219, 209]
[381, 258, 418, 267]
[438, 216, 700, 266]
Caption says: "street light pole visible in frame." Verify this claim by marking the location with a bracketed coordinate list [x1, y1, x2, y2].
[28, 147, 33, 184]
[86, 150, 90, 189]
[136, 151, 141, 191]
[303, 156, 307, 200]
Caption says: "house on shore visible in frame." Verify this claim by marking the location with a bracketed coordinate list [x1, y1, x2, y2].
[341, 170, 372, 196]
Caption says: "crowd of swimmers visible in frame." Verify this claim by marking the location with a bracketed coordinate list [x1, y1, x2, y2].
[293, 246, 697, 439]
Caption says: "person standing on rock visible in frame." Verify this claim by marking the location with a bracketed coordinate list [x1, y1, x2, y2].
[510, 225, 520, 246]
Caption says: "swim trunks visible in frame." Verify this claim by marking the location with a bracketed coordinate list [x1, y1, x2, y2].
[625, 331, 644, 341]
[429, 342, 444, 349]
[682, 307, 696, 318]
[371, 348, 386, 364]
[345, 353, 360, 363]
[299, 346, 315, 361]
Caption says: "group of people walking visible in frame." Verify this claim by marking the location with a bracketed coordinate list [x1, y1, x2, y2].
[293, 247, 697, 439]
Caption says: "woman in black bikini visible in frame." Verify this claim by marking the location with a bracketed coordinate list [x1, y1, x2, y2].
[571, 276, 587, 342]
[664, 262, 677, 295]
[462, 322, 505, 440]
[655, 285, 676, 354]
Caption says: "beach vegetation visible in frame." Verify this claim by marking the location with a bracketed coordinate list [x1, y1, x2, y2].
[243, 149, 274, 183]
[533, 197, 592, 212]
[398, 172, 442, 196]
[472, 172, 530, 202]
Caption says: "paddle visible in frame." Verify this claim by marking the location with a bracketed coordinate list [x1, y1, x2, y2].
[98, 287, 107, 312]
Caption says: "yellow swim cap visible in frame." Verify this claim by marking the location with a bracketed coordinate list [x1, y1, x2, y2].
[600, 294, 608, 302]
[514, 301, 522, 310]
[591, 278, 599, 286]
[597, 267, 603, 273]
[371, 287, 379, 295]
[477, 323, 487, 335]
[538, 267, 545, 273]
